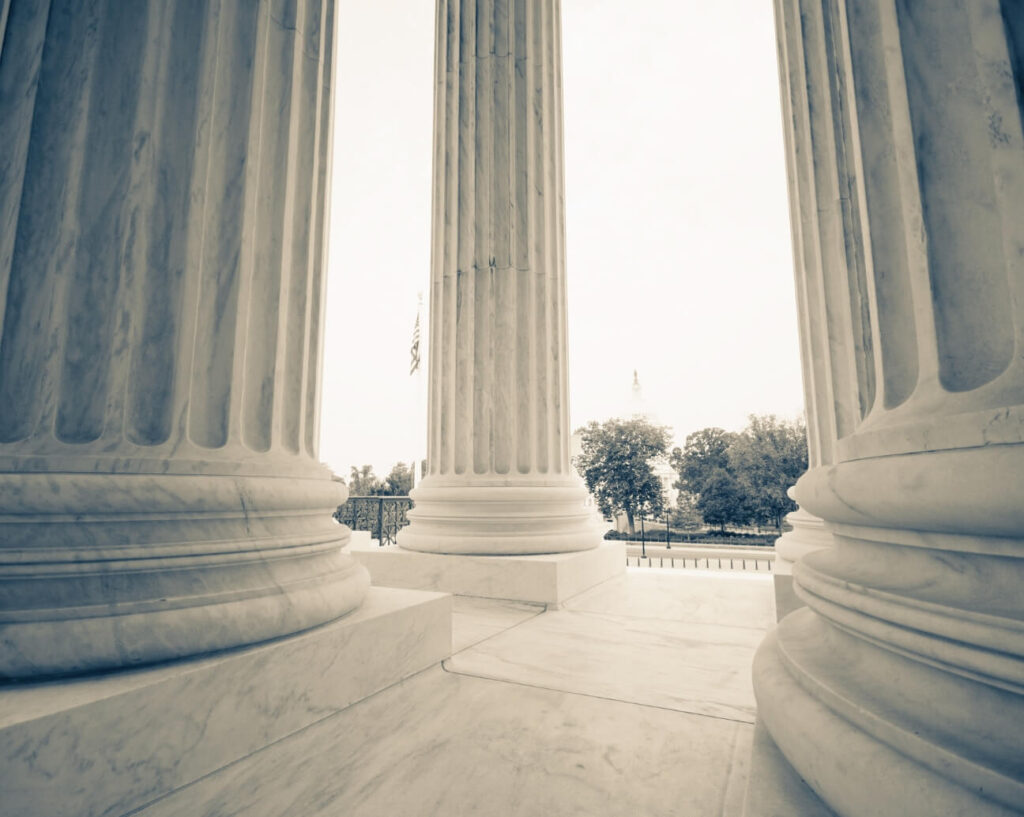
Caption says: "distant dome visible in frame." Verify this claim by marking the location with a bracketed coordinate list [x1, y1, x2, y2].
[624, 370, 659, 425]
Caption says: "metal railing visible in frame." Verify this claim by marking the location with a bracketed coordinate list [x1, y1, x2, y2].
[606, 512, 779, 556]
[625, 547, 774, 572]
[334, 496, 413, 546]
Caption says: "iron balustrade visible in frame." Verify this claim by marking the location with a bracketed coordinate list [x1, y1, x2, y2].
[334, 496, 413, 546]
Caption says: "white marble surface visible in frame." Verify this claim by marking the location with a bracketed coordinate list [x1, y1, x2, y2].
[567, 568, 775, 630]
[352, 540, 625, 604]
[401, 0, 604, 557]
[451, 596, 544, 653]
[114, 569, 764, 817]
[761, 3, 1024, 813]
[343, 529, 373, 551]
[0, 587, 451, 817]
[743, 720, 835, 817]
[0, 0, 359, 680]
[446, 609, 764, 723]
[4, 545, 769, 817]
[774, 499, 833, 572]
[132, 569, 762, 817]
[137, 667, 753, 817]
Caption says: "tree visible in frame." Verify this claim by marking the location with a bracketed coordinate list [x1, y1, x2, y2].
[573, 417, 672, 535]
[669, 427, 738, 496]
[347, 462, 416, 496]
[669, 418, 807, 532]
[695, 467, 752, 531]
[669, 490, 703, 531]
[380, 462, 414, 496]
[348, 465, 382, 496]
[728, 414, 808, 530]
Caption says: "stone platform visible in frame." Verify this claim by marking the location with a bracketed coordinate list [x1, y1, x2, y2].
[350, 539, 625, 605]
[0, 587, 451, 817]
[127, 568, 775, 817]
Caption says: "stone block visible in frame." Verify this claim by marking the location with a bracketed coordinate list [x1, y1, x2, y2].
[351, 540, 625, 605]
[0, 587, 451, 817]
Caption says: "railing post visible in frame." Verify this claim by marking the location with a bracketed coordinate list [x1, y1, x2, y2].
[377, 498, 384, 547]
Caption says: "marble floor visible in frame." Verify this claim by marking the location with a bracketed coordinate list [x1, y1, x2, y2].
[136, 568, 775, 817]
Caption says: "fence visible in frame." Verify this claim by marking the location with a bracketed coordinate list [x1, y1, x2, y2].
[334, 496, 413, 546]
[604, 513, 779, 550]
[624, 543, 774, 572]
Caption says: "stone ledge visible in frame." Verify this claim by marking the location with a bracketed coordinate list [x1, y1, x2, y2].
[351, 540, 625, 605]
[0, 587, 452, 817]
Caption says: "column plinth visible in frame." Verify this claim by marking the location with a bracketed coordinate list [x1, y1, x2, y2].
[400, 0, 602, 556]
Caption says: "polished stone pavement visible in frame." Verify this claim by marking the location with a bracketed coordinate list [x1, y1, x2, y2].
[136, 569, 775, 817]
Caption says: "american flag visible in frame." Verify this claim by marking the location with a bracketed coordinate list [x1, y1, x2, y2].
[409, 311, 421, 376]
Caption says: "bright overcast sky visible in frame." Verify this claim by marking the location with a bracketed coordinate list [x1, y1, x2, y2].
[320, 0, 804, 478]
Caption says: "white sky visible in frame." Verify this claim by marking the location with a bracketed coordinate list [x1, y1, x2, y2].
[320, 0, 804, 478]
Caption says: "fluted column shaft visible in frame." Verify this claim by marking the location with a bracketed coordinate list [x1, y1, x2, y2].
[0, 0, 368, 680]
[755, 2, 1024, 815]
[401, 0, 601, 554]
[769, 0, 845, 617]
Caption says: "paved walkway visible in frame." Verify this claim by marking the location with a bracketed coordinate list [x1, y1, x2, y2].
[137, 569, 775, 817]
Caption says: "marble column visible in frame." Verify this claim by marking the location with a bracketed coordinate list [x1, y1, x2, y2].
[400, 0, 602, 555]
[754, 1, 1024, 814]
[0, 0, 368, 680]
[772, 491, 833, 620]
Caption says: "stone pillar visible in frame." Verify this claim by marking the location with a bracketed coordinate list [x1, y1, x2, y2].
[772, 491, 833, 621]
[0, 0, 368, 680]
[401, 0, 602, 555]
[754, 1, 1024, 814]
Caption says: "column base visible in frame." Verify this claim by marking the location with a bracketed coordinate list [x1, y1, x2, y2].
[0, 470, 370, 679]
[772, 573, 803, 620]
[753, 611, 1024, 817]
[351, 540, 625, 605]
[0, 586, 452, 817]
[400, 480, 606, 555]
[772, 498, 834, 622]
[742, 719, 836, 817]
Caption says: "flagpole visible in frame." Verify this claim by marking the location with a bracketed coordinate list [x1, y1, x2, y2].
[410, 292, 424, 492]
[417, 292, 424, 491]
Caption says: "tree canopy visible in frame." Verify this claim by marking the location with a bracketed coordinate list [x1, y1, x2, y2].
[347, 465, 381, 496]
[668, 415, 808, 531]
[694, 467, 752, 531]
[669, 490, 703, 530]
[573, 417, 671, 535]
[669, 427, 737, 496]
[727, 415, 807, 529]
[669, 428, 746, 530]
[380, 462, 414, 496]
[345, 462, 415, 496]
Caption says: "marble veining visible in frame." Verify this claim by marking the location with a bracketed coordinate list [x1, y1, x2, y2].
[351, 540, 624, 605]
[136, 670, 751, 817]
[0, 0, 366, 680]
[400, 0, 602, 556]
[758, 0, 1024, 813]
[0, 588, 451, 817]
[446, 607, 764, 723]
[566, 569, 775, 631]
[451, 596, 544, 652]
[129, 569, 766, 816]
